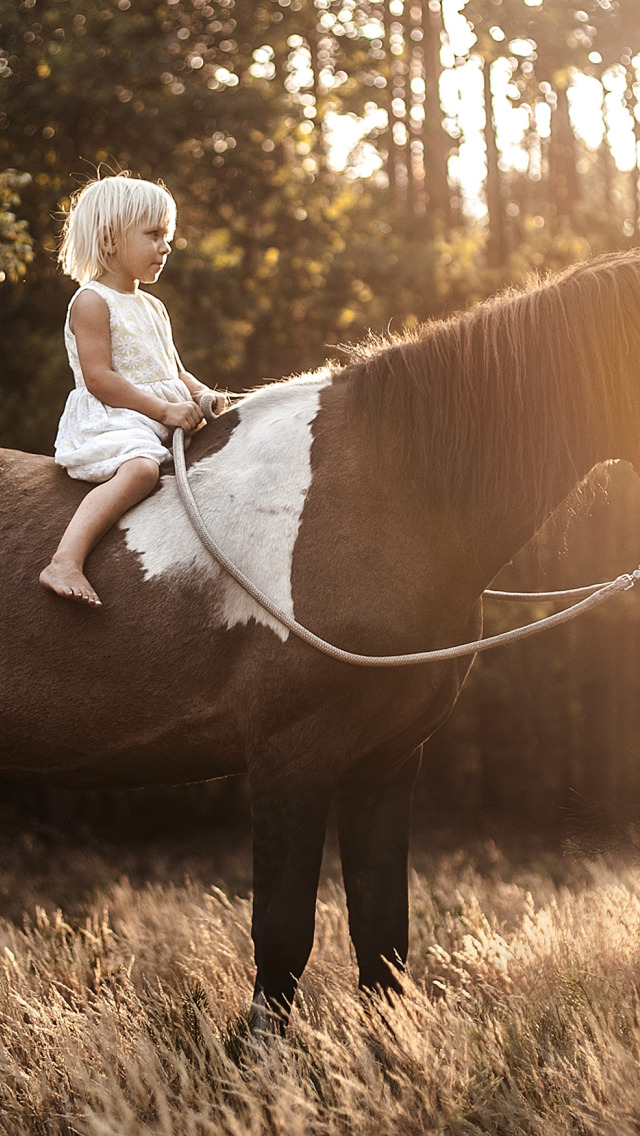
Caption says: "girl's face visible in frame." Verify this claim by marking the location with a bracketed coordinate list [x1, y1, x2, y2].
[105, 217, 173, 290]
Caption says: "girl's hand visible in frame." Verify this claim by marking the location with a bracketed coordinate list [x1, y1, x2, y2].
[194, 388, 229, 419]
[160, 400, 204, 432]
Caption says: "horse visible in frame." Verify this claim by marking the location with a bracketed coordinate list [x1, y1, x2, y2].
[2, 249, 640, 1031]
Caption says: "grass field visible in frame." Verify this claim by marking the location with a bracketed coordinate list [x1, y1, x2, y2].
[1, 832, 640, 1135]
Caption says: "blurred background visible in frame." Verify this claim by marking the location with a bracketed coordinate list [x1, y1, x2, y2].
[3, 0, 640, 851]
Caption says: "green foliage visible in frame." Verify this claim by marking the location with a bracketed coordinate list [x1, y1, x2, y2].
[0, 169, 33, 283]
[3, 0, 638, 430]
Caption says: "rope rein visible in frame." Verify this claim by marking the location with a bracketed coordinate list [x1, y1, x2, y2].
[484, 582, 612, 602]
[173, 424, 640, 668]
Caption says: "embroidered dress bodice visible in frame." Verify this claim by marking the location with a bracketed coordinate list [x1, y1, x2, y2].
[54, 279, 193, 483]
[64, 280, 182, 391]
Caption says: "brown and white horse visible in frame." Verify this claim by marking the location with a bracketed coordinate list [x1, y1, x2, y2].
[2, 250, 640, 1028]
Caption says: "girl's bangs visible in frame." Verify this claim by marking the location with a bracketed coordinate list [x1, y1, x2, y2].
[124, 185, 176, 239]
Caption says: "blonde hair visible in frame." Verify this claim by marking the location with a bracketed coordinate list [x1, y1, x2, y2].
[58, 172, 177, 284]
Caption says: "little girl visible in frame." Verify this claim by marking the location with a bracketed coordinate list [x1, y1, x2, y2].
[40, 172, 225, 608]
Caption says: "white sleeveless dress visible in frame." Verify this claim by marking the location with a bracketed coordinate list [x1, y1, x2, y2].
[54, 279, 193, 482]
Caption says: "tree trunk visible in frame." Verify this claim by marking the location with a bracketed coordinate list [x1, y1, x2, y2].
[420, 0, 451, 223]
[483, 59, 507, 267]
[548, 83, 579, 223]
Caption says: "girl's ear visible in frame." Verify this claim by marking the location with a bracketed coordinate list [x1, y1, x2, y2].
[100, 225, 117, 258]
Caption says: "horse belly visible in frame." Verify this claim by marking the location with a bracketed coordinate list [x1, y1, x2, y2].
[0, 517, 358, 789]
[0, 501, 248, 788]
[0, 608, 248, 788]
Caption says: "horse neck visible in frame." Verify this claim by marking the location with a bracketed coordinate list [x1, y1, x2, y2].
[347, 256, 640, 596]
[437, 293, 640, 575]
[461, 406, 635, 596]
[400, 351, 637, 596]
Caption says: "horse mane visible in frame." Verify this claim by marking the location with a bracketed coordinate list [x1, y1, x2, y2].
[343, 249, 640, 527]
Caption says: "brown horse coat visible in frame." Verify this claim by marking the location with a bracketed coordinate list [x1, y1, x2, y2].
[4, 250, 640, 1024]
[1, 374, 473, 788]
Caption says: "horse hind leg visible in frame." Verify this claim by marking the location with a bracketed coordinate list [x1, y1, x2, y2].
[248, 756, 334, 1035]
[334, 746, 422, 995]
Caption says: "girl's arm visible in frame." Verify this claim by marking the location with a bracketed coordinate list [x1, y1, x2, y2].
[70, 290, 203, 432]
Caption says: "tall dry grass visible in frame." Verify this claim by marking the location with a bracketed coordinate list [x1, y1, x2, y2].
[2, 847, 640, 1135]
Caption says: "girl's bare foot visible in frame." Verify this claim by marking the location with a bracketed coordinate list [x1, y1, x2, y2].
[39, 561, 103, 607]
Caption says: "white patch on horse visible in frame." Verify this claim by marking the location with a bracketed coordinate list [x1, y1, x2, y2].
[120, 375, 329, 640]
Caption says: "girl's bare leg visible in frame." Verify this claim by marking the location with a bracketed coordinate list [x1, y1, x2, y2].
[39, 457, 160, 606]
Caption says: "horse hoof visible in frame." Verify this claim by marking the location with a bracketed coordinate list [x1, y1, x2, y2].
[248, 996, 286, 1039]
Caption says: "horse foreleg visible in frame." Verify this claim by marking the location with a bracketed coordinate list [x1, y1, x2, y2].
[334, 747, 422, 994]
[248, 760, 333, 1033]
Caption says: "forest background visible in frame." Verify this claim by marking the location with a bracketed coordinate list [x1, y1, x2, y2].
[3, 0, 640, 845]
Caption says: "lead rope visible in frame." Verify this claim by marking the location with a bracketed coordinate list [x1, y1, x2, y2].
[485, 583, 611, 601]
[173, 424, 640, 668]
